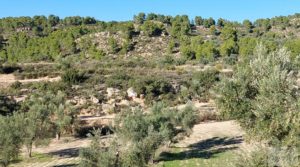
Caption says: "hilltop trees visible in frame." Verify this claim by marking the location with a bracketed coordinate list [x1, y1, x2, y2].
[1, 13, 300, 64]
[141, 20, 164, 37]
[47, 15, 60, 27]
[171, 15, 191, 38]
[220, 25, 237, 41]
[195, 16, 204, 26]
[4, 27, 86, 62]
[203, 17, 216, 28]
[255, 18, 271, 31]
[134, 13, 146, 24]
[243, 19, 253, 32]
[217, 18, 226, 27]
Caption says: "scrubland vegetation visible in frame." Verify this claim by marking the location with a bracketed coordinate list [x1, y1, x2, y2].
[0, 13, 299, 167]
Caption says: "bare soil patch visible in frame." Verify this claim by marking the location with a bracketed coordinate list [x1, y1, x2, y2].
[0, 74, 61, 88]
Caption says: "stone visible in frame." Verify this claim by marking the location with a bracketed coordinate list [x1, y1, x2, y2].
[102, 103, 116, 113]
[90, 96, 99, 104]
[127, 87, 137, 98]
[107, 87, 120, 98]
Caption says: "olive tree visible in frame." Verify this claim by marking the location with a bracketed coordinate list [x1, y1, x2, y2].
[79, 130, 117, 167]
[49, 91, 76, 140]
[21, 91, 76, 157]
[21, 94, 53, 158]
[80, 103, 197, 167]
[216, 44, 300, 147]
[0, 114, 24, 167]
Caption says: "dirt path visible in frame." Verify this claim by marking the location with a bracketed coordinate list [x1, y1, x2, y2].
[176, 64, 233, 73]
[175, 121, 245, 148]
[0, 74, 61, 88]
[32, 137, 91, 155]
[12, 137, 91, 167]
[157, 121, 246, 167]
[17, 62, 56, 66]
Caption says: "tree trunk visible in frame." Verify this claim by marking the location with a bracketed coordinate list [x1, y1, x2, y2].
[1, 161, 8, 167]
[27, 145, 32, 158]
[114, 151, 119, 167]
[56, 132, 61, 140]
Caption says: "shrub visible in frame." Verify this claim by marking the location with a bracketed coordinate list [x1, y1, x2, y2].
[129, 76, 174, 103]
[79, 130, 117, 167]
[62, 69, 86, 84]
[180, 45, 195, 60]
[0, 96, 19, 116]
[108, 37, 120, 54]
[105, 71, 131, 89]
[0, 64, 21, 74]
[187, 69, 220, 101]
[10, 81, 22, 90]
[233, 146, 299, 167]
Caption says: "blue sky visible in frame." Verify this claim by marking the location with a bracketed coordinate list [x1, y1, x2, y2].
[1, 0, 300, 22]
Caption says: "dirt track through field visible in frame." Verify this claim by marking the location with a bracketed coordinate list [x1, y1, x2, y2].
[0, 74, 61, 88]
[175, 121, 245, 148]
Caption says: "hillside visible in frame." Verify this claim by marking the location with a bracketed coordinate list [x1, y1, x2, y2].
[0, 13, 300, 167]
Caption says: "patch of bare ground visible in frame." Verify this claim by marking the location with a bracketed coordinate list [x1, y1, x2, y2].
[11, 137, 91, 167]
[156, 121, 247, 166]
[174, 121, 245, 149]
[176, 64, 233, 73]
[0, 74, 61, 88]
[32, 137, 91, 156]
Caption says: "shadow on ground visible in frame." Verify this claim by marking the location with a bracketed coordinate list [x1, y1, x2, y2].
[159, 136, 243, 161]
[48, 148, 81, 158]
[53, 164, 78, 167]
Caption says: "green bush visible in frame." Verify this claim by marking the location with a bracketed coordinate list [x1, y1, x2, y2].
[233, 146, 299, 167]
[183, 69, 219, 102]
[141, 20, 164, 37]
[79, 130, 117, 167]
[129, 76, 174, 103]
[105, 71, 131, 89]
[108, 37, 120, 54]
[180, 45, 195, 60]
[62, 69, 86, 84]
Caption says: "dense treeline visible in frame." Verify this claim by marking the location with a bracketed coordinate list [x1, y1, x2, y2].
[1, 13, 300, 63]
